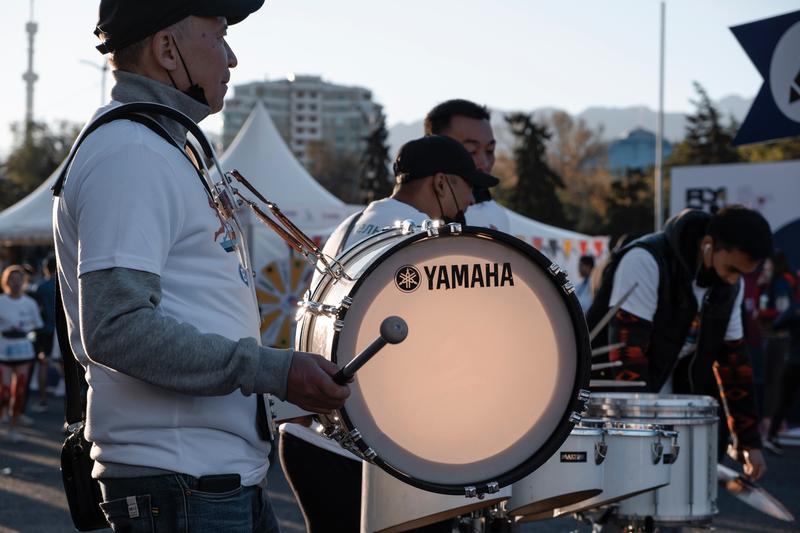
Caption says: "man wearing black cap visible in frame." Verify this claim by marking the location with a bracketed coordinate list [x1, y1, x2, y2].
[53, 2, 349, 531]
[328, 134, 500, 254]
[424, 99, 510, 232]
[278, 135, 500, 532]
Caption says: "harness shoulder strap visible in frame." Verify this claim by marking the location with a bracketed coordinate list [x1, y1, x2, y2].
[53, 102, 213, 197]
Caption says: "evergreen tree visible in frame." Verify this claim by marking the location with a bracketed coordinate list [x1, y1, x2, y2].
[358, 113, 392, 203]
[669, 82, 741, 166]
[503, 112, 567, 227]
[1, 120, 80, 209]
[602, 168, 655, 239]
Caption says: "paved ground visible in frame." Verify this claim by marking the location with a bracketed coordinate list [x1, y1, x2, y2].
[1, 400, 798, 532]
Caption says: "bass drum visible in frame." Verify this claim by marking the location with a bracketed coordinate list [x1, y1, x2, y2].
[295, 221, 591, 496]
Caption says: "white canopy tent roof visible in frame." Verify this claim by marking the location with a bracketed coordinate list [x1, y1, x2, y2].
[0, 162, 63, 245]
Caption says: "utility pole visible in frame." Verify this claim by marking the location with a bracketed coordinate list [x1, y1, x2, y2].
[80, 60, 110, 106]
[654, 1, 666, 231]
[22, 0, 39, 144]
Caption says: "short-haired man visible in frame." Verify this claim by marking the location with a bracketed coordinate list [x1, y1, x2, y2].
[54, 1, 349, 530]
[424, 99, 509, 232]
[588, 206, 773, 480]
[279, 135, 499, 532]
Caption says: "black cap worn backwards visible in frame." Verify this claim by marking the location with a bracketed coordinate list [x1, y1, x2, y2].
[393, 135, 500, 189]
[94, 0, 265, 54]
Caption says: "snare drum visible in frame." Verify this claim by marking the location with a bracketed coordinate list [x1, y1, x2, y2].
[295, 222, 591, 496]
[554, 419, 673, 517]
[508, 425, 605, 517]
[589, 394, 719, 526]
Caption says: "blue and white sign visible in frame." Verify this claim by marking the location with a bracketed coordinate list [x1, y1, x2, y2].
[731, 10, 800, 145]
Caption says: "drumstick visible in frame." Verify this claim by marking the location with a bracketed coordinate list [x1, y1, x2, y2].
[712, 361, 739, 452]
[589, 379, 646, 388]
[333, 316, 408, 385]
[591, 360, 623, 371]
[591, 342, 626, 357]
[588, 282, 639, 342]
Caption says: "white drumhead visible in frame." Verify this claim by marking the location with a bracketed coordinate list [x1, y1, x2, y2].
[335, 233, 579, 486]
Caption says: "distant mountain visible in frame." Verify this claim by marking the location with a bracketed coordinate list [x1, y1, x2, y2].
[387, 95, 753, 156]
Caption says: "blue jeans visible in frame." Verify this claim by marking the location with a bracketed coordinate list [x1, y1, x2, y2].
[98, 474, 281, 533]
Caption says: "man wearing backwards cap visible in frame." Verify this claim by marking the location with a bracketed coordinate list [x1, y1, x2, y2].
[53, 1, 349, 531]
[277, 135, 500, 532]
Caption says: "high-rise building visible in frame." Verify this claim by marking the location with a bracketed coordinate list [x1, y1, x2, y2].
[222, 75, 382, 167]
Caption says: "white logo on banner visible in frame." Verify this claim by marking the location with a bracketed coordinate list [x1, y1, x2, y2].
[770, 20, 800, 123]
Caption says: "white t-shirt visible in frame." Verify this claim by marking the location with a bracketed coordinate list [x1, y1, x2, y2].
[465, 200, 511, 233]
[321, 198, 429, 259]
[0, 294, 43, 363]
[54, 102, 267, 485]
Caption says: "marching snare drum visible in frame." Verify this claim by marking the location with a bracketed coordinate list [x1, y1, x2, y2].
[295, 221, 591, 496]
[553, 419, 673, 517]
[590, 394, 719, 526]
[508, 424, 605, 517]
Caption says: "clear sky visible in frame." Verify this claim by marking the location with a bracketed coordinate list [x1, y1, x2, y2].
[0, 0, 796, 157]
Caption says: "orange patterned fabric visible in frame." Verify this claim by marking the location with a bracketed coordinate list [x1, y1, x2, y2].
[608, 309, 653, 384]
[715, 339, 761, 450]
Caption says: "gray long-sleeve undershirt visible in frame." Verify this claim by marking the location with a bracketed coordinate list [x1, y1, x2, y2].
[79, 267, 293, 400]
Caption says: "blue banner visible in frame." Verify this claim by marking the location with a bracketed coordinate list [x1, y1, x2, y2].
[731, 10, 800, 145]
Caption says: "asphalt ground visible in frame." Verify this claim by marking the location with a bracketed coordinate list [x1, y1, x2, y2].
[1, 399, 798, 533]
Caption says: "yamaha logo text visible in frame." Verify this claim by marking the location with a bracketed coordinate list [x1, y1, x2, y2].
[424, 262, 514, 290]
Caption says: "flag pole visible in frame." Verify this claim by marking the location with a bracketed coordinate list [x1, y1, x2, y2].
[655, 0, 666, 231]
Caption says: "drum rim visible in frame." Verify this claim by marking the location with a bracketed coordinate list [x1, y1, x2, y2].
[330, 225, 592, 495]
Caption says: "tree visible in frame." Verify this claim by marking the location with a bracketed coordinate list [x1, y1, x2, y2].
[502, 112, 567, 227]
[668, 82, 740, 166]
[357, 113, 392, 204]
[547, 111, 612, 233]
[603, 168, 654, 238]
[739, 137, 800, 162]
[306, 140, 361, 204]
[1, 120, 80, 209]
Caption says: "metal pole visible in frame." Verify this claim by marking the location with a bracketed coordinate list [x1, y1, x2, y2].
[654, 0, 666, 231]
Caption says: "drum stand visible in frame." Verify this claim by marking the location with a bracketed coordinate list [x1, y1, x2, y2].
[456, 504, 516, 533]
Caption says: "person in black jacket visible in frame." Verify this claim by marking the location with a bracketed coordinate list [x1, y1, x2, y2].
[588, 206, 773, 480]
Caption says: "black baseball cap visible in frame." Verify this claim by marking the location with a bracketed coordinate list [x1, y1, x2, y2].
[94, 0, 265, 54]
[393, 135, 500, 188]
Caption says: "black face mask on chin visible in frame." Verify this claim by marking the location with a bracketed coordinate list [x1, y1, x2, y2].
[695, 261, 726, 288]
[435, 178, 467, 226]
[165, 38, 210, 107]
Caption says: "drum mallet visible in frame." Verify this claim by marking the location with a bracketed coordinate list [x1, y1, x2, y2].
[333, 316, 408, 385]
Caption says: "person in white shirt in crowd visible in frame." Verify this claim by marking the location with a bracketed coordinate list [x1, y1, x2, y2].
[279, 135, 500, 533]
[0, 265, 43, 443]
[53, 1, 349, 531]
[424, 99, 510, 233]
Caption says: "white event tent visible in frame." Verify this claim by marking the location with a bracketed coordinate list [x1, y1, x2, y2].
[0, 103, 607, 347]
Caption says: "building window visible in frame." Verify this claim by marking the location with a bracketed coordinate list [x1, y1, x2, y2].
[309, 116, 317, 122]
[297, 90, 305, 97]
[309, 128, 318, 134]
[296, 115, 305, 122]
[295, 139, 305, 145]
[310, 104, 318, 111]
[296, 127, 305, 134]
[296, 103, 305, 110]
